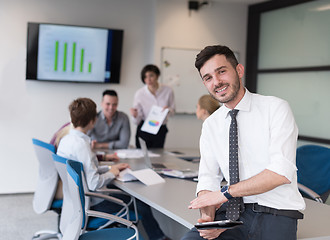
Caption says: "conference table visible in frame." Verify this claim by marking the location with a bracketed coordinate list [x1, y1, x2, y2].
[103, 148, 330, 240]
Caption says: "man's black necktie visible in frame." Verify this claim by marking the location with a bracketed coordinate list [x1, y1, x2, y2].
[226, 109, 242, 220]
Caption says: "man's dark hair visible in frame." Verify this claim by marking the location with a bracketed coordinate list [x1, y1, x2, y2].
[69, 98, 97, 128]
[195, 45, 239, 72]
[102, 89, 118, 97]
[141, 64, 160, 83]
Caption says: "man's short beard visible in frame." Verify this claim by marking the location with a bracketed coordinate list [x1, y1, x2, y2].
[209, 75, 241, 104]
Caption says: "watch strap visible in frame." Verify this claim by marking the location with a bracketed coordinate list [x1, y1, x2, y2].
[221, 185, 233, 200]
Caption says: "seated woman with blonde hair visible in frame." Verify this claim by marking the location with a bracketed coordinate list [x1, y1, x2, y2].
[196, 94, 220, 121]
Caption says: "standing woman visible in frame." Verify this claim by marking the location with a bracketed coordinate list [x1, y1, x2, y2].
[130, 64, 175, 148]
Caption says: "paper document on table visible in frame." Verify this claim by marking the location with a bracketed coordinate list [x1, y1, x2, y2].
[115, 149, 160, 159]
[115, 149, 144, 159]
[141, 105, 169, 135]
[117, 168, 165, 186]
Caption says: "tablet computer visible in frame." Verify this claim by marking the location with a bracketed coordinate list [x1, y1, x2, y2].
[195, 220, 243, 230]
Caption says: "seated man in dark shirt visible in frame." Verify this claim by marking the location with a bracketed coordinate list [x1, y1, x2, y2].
[89, 89, 130, 149]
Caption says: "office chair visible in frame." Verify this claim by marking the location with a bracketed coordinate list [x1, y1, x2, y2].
[64, 159, 143, 240]
[31, 138, 62, 240]
[296, 144, 330, 203]
[52, 154, 138, 233]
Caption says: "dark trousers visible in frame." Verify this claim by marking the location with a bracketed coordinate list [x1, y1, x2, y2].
[135, 121, 168, 149]
[91, 194, 165, 240]
[181, 205, 297, 240]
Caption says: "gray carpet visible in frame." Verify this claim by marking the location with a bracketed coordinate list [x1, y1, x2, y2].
[0, 193, 58, 240]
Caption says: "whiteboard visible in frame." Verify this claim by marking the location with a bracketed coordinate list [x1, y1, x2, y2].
[161, 47, 208, 114]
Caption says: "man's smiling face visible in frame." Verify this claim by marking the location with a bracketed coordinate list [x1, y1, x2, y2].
[200, 54, 244, 109]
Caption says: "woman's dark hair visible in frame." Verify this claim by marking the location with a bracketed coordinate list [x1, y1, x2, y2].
[69, 98, 97, 128]
[140, 64, 160, 84]
[195, 45, 239, 72]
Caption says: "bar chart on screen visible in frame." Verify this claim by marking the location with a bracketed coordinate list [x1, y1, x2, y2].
[37, 24, 108, 82]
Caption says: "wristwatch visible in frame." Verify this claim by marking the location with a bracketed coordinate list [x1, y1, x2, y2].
[221, 185, 233, 200]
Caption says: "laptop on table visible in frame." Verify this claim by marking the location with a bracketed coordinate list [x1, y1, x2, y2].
[138, 137, 168, 171]
[138, 138, 198, 178]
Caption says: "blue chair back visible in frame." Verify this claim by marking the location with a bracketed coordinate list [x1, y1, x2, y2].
[32, 138, 58, 214]
[52, 153, 75, 234]
[32, 138, 62, 239]
[297, 145, 330, 197]
[65, 160, 142, 240]
[67, 160, 87, 228]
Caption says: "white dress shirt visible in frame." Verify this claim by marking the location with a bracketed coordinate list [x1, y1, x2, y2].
[197, 89, 305, 211]
[132, 84, 175, 125]
[57, 129, 114, 206]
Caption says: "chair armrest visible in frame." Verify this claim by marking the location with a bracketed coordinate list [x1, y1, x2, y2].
[85, 191, 127, 207]
[298, 183, 323, 203]
[94, 187, 135, 207]
[87, 209, 133, 227]
[86, 210, 139, 240]
[96, 187, 129, 195]
[88, 188, 139, 224]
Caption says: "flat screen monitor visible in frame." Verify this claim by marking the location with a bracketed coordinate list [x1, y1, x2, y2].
[26, 22, 123, 83]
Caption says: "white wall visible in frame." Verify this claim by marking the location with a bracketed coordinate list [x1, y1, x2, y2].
[0, 0, 249, 194]
[154, 0, 248, 151]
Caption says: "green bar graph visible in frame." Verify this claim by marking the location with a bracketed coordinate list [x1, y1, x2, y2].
[80, 49, 84, 72]
[63, 43, 67, 72]
[72, 42, 76, 72]
[53, 41, 92, 74]
[54, 41, 59, 71]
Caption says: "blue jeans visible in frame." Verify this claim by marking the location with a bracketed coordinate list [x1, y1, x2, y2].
[181, 205, 297, 240]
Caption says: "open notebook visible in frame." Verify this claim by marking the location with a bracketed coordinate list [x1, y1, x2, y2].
[117, 168, 165, 186]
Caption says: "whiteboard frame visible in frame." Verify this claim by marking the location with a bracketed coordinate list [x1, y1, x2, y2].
[160, 46, 207, 114]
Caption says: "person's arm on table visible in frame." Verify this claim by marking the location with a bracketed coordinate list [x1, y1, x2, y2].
[104, 153, 119, 162]
[92, 140, 109, 149]
[108, 163, 129, 176]
[95, 149, 119, 163]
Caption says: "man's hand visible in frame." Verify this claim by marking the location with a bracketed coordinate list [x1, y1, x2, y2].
[105, 153, 119, 162]
[198, 227, 227, 240]
[109, 163, 129, 176]
[189, 191, 227, 239]
[130, 108, 138, 118]
[189, 190, 226, 209]
[91, 140, 97, 149]
[196, 202, 226, 239]
[91, 141, 109, 149]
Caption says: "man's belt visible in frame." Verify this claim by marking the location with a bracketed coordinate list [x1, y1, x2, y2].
[245, 203, 304, 219]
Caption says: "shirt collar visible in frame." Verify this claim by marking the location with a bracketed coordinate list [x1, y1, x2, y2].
[223, 88, 252, 118]
[100, 110, 118, 121]
[70, 128, 90, 141]
[144, 83, 163, 96]
[100, 111, 106, 120]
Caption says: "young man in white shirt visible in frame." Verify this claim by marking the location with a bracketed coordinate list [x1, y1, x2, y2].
[182, 45, 305, 240]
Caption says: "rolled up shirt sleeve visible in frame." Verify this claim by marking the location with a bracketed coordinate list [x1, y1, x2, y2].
[266, 100, 298, 182]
